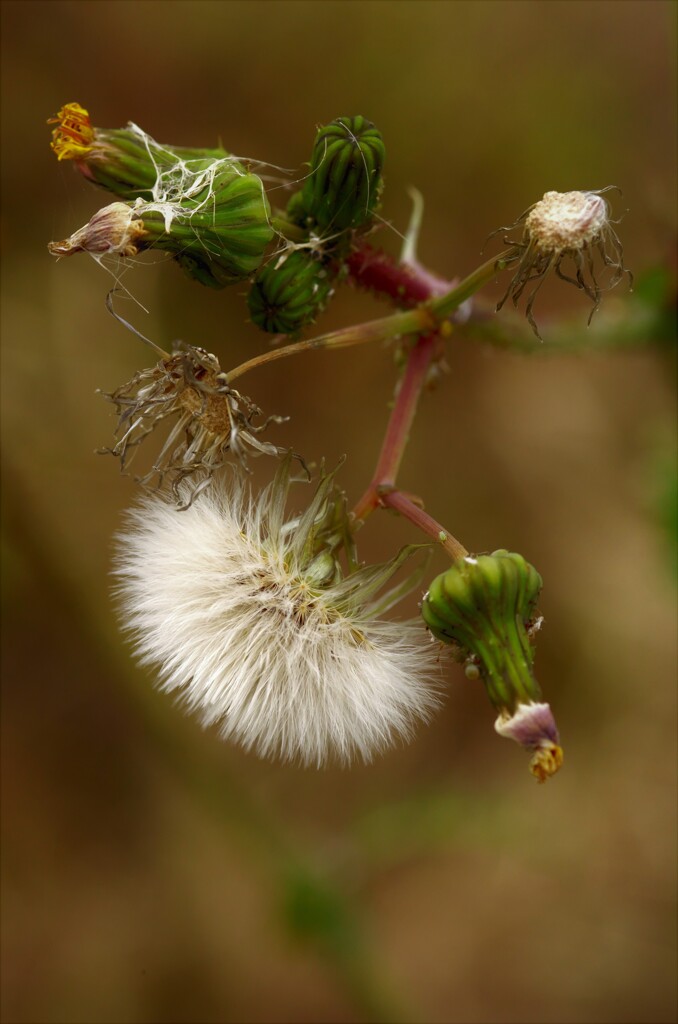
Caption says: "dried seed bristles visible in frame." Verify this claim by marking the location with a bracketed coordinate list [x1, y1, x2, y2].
[114, 460, 442, 765]
[100, 344, 289, 506]
[491, 189, 632, 339]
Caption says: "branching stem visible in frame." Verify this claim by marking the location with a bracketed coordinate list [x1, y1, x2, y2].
[227, 243, 513, 555]
[348, 249, 513, 544]
[227, 249, 512, 384]
[378, 488, 468, 560]
[226, 305, 434, 383]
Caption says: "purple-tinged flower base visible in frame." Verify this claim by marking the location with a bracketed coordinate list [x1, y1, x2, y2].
[495, 701, 563, 783]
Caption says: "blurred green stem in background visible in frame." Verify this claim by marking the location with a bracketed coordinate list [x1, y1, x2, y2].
[1, 460, 419, 1024]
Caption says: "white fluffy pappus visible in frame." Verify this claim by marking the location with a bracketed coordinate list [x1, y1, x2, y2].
[114, 467, 442, 766]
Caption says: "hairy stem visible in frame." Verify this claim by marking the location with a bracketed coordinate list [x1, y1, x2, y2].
[345, 243, 452, 306]
[347, 251, 515, 546]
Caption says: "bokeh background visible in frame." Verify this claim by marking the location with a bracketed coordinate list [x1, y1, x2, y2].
[1, 2, 676, 1022]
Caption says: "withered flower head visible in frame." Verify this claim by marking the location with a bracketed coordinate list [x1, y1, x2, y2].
[100, 344, 288, 507]
[48, 202, 147, 259]
[494, 188, 632, 339]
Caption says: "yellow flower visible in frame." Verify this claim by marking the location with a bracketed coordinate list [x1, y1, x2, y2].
[47, 102, 94, 161]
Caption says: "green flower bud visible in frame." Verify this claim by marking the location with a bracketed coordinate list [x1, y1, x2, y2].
[285, 190, 310, 228]
[49, 103, 231, 202]
[48, 105, 274, 286]
[421, 552, 544, 712]
[301, 116, 385, 233]
[142, 162, 274, 286]
[422, 550, 563, 782]
[247, 250, 336, 334]
[80, 128, 230, 203]
[48, 162, 274, 289]
[421, 550, 542, 712]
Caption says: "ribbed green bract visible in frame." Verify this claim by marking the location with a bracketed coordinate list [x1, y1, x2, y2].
[285, 190, 309, 228]
[421, 550, 543, 712]
[84, 127, 230, 202]
[139, 163, 274, 288]
[247, 251, 336, 334]
[300, 116, 385, 232]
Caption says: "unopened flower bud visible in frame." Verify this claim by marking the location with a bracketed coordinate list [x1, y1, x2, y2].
[422, 550, 563, 781]
[247, 250, 337, 334]
[301, 116, 385, 233]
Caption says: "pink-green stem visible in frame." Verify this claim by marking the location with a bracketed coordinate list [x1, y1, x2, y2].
[379, 488, 468, 561]
[226, 246, 512, 553]
[348, 250, 515, 540]
[225, 250, 511, 385]
[351, 330, 441, 523]
[225, 305, 434, 384]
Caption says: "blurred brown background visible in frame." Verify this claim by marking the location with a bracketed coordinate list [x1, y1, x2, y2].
[1, 2, 676, 1022]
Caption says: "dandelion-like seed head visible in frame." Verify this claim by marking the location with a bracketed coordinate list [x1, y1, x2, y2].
[101, 344, 287, 506]
[115, 460, 441, 765]
[494, 188, 632, 339]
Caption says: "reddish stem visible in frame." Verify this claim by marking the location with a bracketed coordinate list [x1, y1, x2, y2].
[347, 242, 467, 549]
[380, 489, 468, 561]
[351, 331, 440, 523]
[345, 244, 451, 306]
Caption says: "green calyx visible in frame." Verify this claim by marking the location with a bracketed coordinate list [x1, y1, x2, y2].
[421, 550, 543, 712]
[300, 116, 385, 234]
[136, 161, 274, 288]
[81, 126, 231, 202]
[249, 116, 385, 329]
[247, 250, 337, 334]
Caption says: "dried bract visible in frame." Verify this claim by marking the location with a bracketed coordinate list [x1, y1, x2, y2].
[100, 345, 288, 506]
[48, 202, 147, 259]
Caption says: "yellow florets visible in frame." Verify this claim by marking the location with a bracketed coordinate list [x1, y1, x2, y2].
[47, 102, 94, 160]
